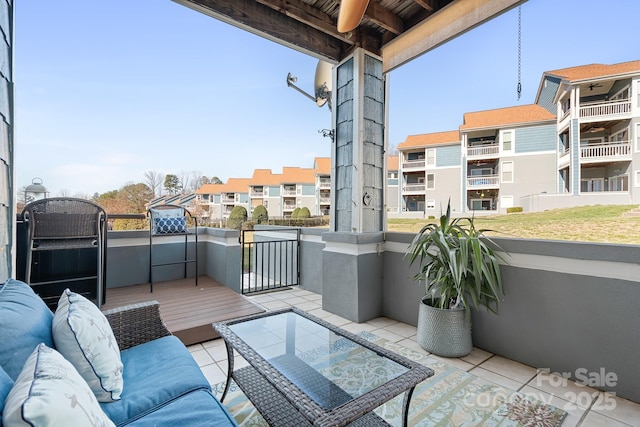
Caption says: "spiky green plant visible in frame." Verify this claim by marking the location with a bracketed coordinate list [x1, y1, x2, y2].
[406, 201, 505, 313]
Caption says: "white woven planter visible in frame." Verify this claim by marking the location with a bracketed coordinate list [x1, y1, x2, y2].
[416, 297, 472, 357]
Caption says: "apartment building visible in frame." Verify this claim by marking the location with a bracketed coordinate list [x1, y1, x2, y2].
[396, 59, 640, 215]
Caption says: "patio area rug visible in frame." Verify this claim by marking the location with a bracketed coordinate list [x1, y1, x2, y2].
[211, 332, 567, 426]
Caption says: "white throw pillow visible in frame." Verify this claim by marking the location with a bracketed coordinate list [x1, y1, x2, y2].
[52, 289, 123, 402]
[2, 343, 115, 427]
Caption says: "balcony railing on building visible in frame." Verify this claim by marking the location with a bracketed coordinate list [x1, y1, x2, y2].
[318, 178, 331, 189]
[282, 203, 296, 211]
[580, 142, 631, 162]
[222, 197, 235, 204]
[467, 175, 499, 188]
[250, 190, 264, 197]
[319, 196, 331, 204]
[579, 99, 631, 119]
[282, 189, 297, 196]
[467, 143, 499, 158]
[402, 160, 425, 169]
[403, 183, 426, 193]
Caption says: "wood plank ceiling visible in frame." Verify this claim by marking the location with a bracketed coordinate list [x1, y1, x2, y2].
[174, 0, 526, 72]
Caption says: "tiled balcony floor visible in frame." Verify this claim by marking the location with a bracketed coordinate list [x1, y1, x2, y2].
[188, 287, 640, 426]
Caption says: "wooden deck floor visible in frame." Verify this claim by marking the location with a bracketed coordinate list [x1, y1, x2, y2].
[101, 276, 265, 346]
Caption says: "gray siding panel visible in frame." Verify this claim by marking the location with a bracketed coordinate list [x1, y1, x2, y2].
[0, 0, 11, 281]
[537, 76, 560, 113]
[301, 184, 315, 196]
[515, 124, 556, 153]
[335, 58, 354, 232]
[436, 145, 461, 167]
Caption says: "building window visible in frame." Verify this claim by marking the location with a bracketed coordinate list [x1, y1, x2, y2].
[426, 200, 436, 209]
[426, 173, 435, 189]
[426, 149, 435, 167]
[609, 175, 628, 192]
[501, 130, 513, 153]
[388, 172, 397, 179]
[636, 123, 640, 152]
[501, 161, 513, 183]
[635, 171, 640, 187]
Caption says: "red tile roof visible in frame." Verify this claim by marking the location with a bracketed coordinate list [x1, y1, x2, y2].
[387, 155, 398, 171]
[461, 104, 555, 130]
[398, 130, 460, 149]
[314, 157, 331, 174]
[545, 60, 640, 82]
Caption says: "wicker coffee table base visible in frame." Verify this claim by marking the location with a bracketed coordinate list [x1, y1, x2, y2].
[233, 365, 390, 427]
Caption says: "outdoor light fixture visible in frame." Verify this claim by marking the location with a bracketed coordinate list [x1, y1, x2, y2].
[24, 178, 48, 204]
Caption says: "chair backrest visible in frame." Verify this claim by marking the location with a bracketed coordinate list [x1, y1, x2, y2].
[22, 198, 106, 239]
[147, 204, 195, 235]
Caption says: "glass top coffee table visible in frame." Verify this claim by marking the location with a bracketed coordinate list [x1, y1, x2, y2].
[214, 307, 433, 427]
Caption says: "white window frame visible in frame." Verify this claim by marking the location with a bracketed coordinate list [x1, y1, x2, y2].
[610, 84, 630, 101]
[426, 149, 436, 167]
[635, 123, 640, 152]
[608, 175, 628, 192]
[501, 130, 514, 154]
[610, 128, 628, 143]
[501, 161, 514, 183]
[635, 171, 640, 187]
[581, 178, 605, 193]
[426, 173, 435, 190]
[426, 200, 436, 210]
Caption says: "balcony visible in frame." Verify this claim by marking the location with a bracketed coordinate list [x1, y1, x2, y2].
[282, 189, 297, 196]
[318, 178, 331, 189]
[402, 160, 425, 170]
[467, 175, 499, 189]
[579, 99, 632, 121]
[221, 197, 235, 204]
[250, 190, 264, 197]
[12, 221, 640, 419]
[319, 196, 331, 204]
[282, 203, 296, 211]
[403, 183, 426, 193]
[580, 142, 632, 163]
[467, 143, 499, 159]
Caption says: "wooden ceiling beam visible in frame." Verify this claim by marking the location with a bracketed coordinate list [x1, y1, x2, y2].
[414, 0, 435, 12]
[363, 1, 404, 35]
[174, 0, 348, 62]
[255, 0, 356, 45]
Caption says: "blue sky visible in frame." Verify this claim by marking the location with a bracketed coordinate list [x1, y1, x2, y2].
[15, 0, 640, 196]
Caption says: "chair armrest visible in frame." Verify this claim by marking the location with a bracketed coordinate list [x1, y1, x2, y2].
[103, 301, 171, 350]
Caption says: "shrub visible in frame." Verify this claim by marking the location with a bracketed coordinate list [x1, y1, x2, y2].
[252, 205, 268, 224]
[298, 207, 311, 218]
[507, 206, 524, 213]
[291, 207, 301, 218]
[228, 206, 248, 230]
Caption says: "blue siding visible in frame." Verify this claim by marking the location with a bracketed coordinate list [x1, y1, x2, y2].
[436, 145, 461, 167]
[515, 125, 556, 153]
[239, 193, 248, 203]
[269, 186, 280, 196]
[537, 76, 560, 113]
[213, 195, 220, 203]
[387, 178, 398, 185]
[301, 184, 315, 196]
[571, 119, 580, 195]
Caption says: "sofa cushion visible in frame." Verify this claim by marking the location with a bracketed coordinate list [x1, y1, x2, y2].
[0, 279, 54, 380]
[0, 367, 13, 419]
[53, 289, 123, 402]
[124, 389, 237, 426]
[2, 343, 115, 427]
[100, 336, 210, 425]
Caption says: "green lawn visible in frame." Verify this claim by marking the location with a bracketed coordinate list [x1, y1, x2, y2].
[387, 205, 640, 245]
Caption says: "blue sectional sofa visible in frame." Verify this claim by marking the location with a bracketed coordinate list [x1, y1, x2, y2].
[0, 279, 238, 426]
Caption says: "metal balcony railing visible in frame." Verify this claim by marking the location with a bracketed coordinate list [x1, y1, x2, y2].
[467, 144, 499, 158]
[402, 160, 425, 169]
[403, 184, 426, 192]
[581, 142, 631, 160]
[467, 175, 499, 188]
[580, 99, 631, 118]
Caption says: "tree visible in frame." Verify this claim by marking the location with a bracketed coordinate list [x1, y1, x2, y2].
[164, 174, 180, 195]
[227, 206, 247, 230]
[119, 183, 153, 213]
[252, 205, 268, 224]
[144, 170, 165, 197]
[291, 207, 301, 218]
[210, 176, 223, 184]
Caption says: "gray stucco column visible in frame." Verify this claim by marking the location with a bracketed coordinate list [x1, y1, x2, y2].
[322, 49, 387, 322]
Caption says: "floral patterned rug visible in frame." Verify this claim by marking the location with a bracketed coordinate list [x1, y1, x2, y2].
[211, 332, 567, 426]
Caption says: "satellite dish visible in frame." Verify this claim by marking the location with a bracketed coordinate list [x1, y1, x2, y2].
[314, 61, 332, 108]
[286, 60, 333, 110]
[337, 0, 370, 33]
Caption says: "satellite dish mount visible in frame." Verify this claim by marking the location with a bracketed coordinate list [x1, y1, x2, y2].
[286, 61, 332, 111]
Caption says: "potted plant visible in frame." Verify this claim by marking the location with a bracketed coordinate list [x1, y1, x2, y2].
[406, 201, 505, 357]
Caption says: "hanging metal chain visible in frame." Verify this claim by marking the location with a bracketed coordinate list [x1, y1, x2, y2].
[517, 5, 522, 101]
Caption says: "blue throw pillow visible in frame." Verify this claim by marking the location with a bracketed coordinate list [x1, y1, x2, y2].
[0, 279, 54, 380]
[153, 216, 187, 234]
